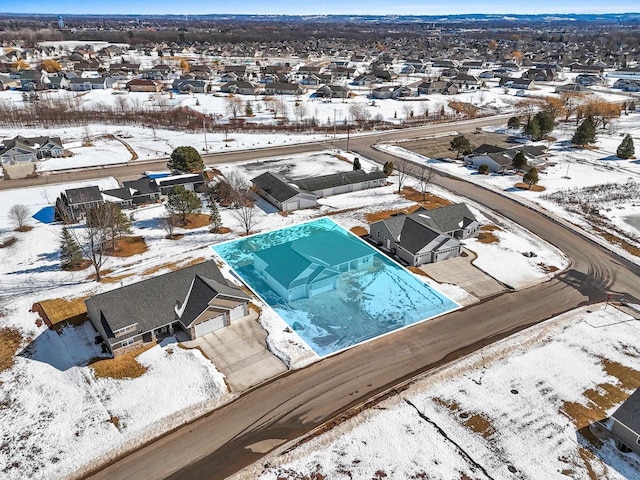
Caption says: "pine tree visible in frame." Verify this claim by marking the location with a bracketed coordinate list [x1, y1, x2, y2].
[59, 226, 84, 270]
[616, 134, 635, 159]
[512, 150, 527, 172]
[383, 161, 394, 176]
[166, 186, 202, 223]
[523, 167, 539, 189]
[353, 157, 362, 170]
[209, 200, 222, 233]
[572, 116, 597, 146]
[245, 101, 253, 117]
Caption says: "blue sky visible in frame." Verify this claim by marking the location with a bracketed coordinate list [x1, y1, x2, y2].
[4, 1, 639, 16]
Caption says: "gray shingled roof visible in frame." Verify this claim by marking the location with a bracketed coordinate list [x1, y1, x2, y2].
[85, 260, 241, 344]
[293, 169, 386, 193]
[178, 274, 250, 328]
[398, 217, 442, 254]
[612, 388, 640, 433]
[65, 186, 103, 205]
[409, 204, 477, 234]
[251, 171, 303, 202]
[122, 177, 160, 196]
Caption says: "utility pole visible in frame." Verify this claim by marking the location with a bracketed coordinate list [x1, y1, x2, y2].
[203, 118, 208, 152]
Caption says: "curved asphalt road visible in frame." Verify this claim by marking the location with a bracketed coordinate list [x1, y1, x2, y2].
[64, 117, 639, 480]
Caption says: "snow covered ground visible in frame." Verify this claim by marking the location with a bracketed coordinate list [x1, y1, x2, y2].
[378, 111, 640, 264]
[0, 148, 568, 479]
[243, 304, 640, 480]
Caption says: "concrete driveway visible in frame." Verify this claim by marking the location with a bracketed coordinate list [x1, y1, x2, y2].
[420, 249, 506, 300]
[181, 310, 287, 393]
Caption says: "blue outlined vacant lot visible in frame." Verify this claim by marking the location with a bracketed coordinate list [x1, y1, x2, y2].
[211, 218, 459, 357]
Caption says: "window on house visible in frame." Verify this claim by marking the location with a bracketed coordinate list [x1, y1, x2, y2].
[119, 337, 135, 347]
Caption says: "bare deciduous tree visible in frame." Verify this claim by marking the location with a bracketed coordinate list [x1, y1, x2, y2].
[224, 95, 244, 119]
[417, 165, 434, 202]
[395, 157, 412, 194]
[9, 204, 30, 231]
[349, 103, 371, 124]
[162, 214, 181, 239]
[232, 204, 259, 236]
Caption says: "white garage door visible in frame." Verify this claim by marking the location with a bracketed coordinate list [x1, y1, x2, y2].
[194, 314, 225, 337]
[229, 304, 245, 321]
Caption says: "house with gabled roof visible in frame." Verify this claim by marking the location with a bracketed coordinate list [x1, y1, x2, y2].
[0, 135, 64, 165]
[251, 171, 319, 212]
[253, 230, 374, 301]
[610, 387, 640, 455]
[85, 260, 250, 356]
[369, 204, 479, 266]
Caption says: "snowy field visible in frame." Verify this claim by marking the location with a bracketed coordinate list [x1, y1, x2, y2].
[0, 149, 567, 479]
[379, 111, 640, 264]
[242, 304, 640, 480]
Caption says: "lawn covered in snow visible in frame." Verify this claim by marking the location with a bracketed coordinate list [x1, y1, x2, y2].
[0, 148, 569, 479]
[379, 111, 640, 265]
[246, 304, 640, 480]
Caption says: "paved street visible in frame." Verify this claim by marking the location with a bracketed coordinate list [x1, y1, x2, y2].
[79, 115, 640, 480]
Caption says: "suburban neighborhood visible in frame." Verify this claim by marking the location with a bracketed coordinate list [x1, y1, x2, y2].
[0, 10, 639, 480]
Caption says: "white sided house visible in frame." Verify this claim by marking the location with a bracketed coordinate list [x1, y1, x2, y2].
[610, 387, 640, 455]
[85, 261, 250, 356]
[369, 203, 479, 266]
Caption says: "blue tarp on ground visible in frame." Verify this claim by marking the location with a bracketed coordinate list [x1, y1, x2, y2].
[32, 206, 55, 224]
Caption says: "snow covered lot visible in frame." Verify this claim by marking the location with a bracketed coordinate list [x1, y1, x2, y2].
[0, 149, 566, 479]
[245, 304, 640, 480]
[379, 111, 640, 264]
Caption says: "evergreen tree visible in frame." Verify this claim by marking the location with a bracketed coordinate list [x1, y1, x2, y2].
[245, 101, 253, 117]
[616, 134, 635, 159]
[507, 116, 521, 129]
[59, 226, 84, 270]
[383, 161, 394, 176]
[209, 200, 222, 232]
[166, 186, 202, 223]
[449, 135, 472, 158]
[523, 167, 539, 189]
[353, 157, 362, 170]
[523, 117, 542, 140]
[167, 146, 204, 173]
[512, 150, 527, 172]
[478, 164, 490, 175]
[534, 111, 555, 136]
[572, 116, 597, 146]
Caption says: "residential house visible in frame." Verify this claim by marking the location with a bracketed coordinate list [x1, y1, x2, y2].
[450, 74, 480, 88]
[0, 136, 64, 165]
[141, 64, 172, 80]
[465, 150, 516, 173]
[56, 186, 104, 221]
[555, 83, 588, 93]
[315, 84, 350, 99]
[0, 74, 19, 90]
[85, 260, 250, 356]
[522, 68, 555, 82]
[372, 85, 413, 99]
[352, 74, 377, 86]
[613, 79, 640, 92]
[301, 74, 322, 86]
[126, 78, 163, 93]
[569, 63, 604, 74]
[47, 75, 70, 90]
[610, 387, 640, 455]
[251, 171, 319, 211]
[253, 230, 374, 302]
[614, 66, 640, 76]
[154, 173, 205, 195]
[172, 79, 207, 94]
[499, 77, 535, 90]
[417, 80, 459, 95]
[69, 77, 114, 91]
[121, 177, 161, 205]
[263, 82, 305, 95]
[219, 81, 260, 95]
[369, 203, 479, 266]
[293, 169, 387, 198]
